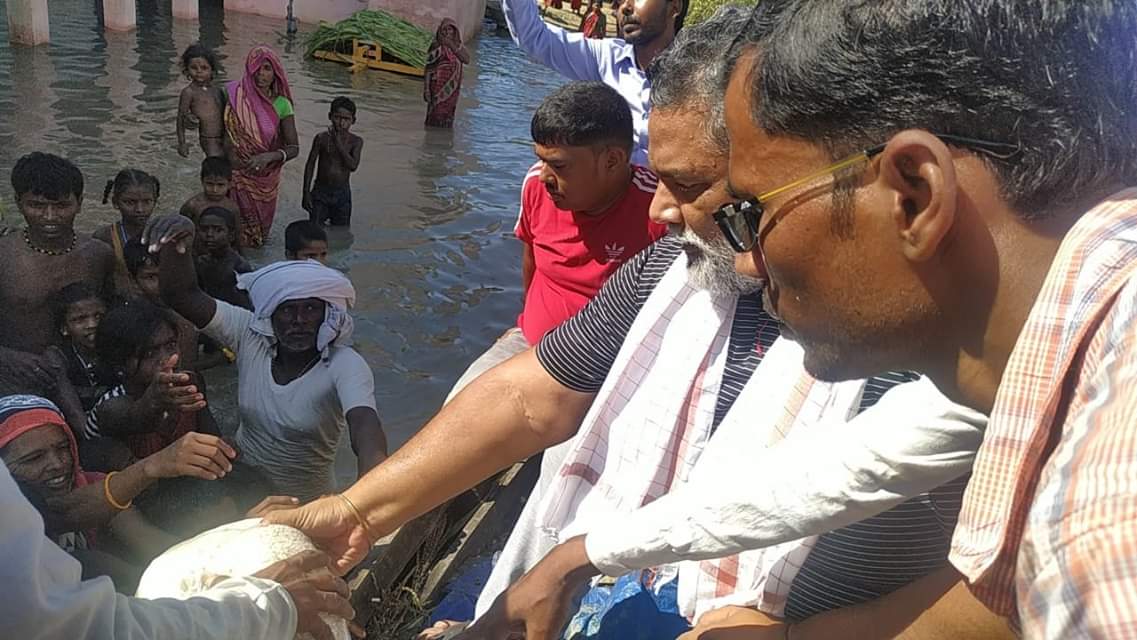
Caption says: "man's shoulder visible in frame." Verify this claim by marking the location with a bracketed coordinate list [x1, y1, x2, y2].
[628, 166, 658, 196]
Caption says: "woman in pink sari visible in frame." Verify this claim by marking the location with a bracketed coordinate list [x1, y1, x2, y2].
[224, 46, 300, 248]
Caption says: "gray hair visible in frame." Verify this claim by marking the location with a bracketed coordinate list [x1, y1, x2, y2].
[648, 4, 751, 151]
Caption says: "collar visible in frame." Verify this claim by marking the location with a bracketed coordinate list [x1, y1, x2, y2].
[609, 38, 639, 69]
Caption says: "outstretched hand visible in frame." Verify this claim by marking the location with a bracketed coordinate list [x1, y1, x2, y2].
[144, 431, 237, 481]
[141, 353, 206, 414]
[460, 536, 599, 640]
[263, 495, 374, 576]
[143, 213, 197, 255]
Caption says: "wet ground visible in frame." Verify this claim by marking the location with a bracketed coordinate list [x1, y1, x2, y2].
[0, 0, 564, 486]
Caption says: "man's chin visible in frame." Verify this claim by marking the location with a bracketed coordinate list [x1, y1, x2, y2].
[798, 340, 879, 383]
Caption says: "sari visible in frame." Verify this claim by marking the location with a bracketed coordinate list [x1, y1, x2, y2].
[225, 46, 293, 248]
[424, 19, 466, 128]
[582, 10, 607, 39]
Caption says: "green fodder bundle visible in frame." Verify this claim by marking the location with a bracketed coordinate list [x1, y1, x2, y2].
[306, 10, 433, 69]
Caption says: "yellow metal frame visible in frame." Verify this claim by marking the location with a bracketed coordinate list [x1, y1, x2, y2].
[313, 38, 425, 78]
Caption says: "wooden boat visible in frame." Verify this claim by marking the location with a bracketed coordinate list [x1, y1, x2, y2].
[313, 38, 425, 78]
[348, 457, 541, 638]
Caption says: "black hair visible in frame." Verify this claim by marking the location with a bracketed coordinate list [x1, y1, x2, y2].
[330, 96, 357, 117]
[198, 206, 237, 234]
[285, 220, 328, 254]
[94, 299, 177, 385]
[181, 42, 219, 77]
[531, 82, 633, 153]
[648, 4, 748, 151]
[734, 0, 1137, 220]
[54, 282, 105, 331]
[201, 156, 232, 180]
[102, 168, 160, 205]
[11, 152, 84, 201]
[122, 238, 159, 278]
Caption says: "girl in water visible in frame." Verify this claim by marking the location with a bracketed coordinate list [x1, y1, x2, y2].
[94, 168, 160, 295]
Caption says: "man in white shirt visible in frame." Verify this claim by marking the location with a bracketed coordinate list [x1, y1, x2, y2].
[504, 0, 689, 164]
[0, 460, 355, 640]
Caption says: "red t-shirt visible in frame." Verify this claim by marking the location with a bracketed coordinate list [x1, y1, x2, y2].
[515, 164, 666, 343]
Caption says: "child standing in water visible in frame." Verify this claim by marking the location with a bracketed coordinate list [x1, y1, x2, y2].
[94, 169, 160, 295]
[179, 157, 242, 246]
[302, 97, 362, 227]
[195, 207, 252, 309]
[284, 220, 329, 264]
[176, 43, 227, 159]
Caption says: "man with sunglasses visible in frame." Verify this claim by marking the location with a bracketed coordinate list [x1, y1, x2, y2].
[714, 0, 1137, 636]
[503, 0, 688, 165]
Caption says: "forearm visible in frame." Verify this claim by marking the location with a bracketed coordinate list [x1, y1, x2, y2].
[177, 118, 187, 146]
[793, 569, 1012, 640]
[345, 349, 592, 537]
[44, 458, 156, 531]
[158, 242, 216, 329]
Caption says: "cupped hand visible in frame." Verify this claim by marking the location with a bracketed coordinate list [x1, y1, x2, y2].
[143, 214, 197, 255]
[247, 495, 301, 518]
[145, 431, 237, 480]
[254, 550, 364, 640]
[178, 142, 191, 158]
[263, 495, 373, 576]
[460, 536, 598, 640]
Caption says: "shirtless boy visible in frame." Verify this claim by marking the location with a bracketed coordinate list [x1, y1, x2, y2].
[179, 157, 240, 230]
[302, 97, 363, 226]
[176, 43, 227, 159]
[0, 153, 115, 393]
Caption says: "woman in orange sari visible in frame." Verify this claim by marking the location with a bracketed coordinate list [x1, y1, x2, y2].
[224, 46, 300, 248]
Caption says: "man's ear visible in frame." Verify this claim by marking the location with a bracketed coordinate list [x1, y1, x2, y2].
[604, 145, 629, 172]
[875, 130, 958, 263]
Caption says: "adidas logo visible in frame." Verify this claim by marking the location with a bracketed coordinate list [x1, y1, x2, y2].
[605, 243, 625, 260]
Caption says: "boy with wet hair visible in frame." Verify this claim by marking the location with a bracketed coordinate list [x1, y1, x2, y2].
[284, 220, 329, 264]
[0, 152, 115, 395]
[179, 157, 241, 236]
[302, 96, 363, 226]
[195, 207, 252, 309]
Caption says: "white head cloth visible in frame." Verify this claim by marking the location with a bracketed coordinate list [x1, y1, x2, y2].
[237, 260, 356, 359]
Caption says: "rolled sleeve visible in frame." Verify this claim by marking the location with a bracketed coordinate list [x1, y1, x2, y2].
[203, 300, 253, 353]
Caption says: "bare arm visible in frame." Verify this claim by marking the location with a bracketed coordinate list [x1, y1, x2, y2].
[146, 215, 217, 329]
[522, 241, 536, 300]
[348, 349, 594, 538]
[176, 88, 191, 156]
[455, 45, 471, 64]
[347, 407, 387, 479]
[178, 199, 197, 221]
[678, 569, 1013, 640]
[329, 135, 362, 172]
[279, 116, 300, 161]
[302, 135, 320, 201]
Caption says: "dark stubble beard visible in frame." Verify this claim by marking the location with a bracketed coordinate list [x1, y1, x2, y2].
[671, 224, 764, 297]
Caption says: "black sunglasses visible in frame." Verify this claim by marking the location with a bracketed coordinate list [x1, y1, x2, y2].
[712, 133, 1020, 254]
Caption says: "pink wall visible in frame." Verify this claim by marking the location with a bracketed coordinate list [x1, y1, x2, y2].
[224, 0, 486, 43]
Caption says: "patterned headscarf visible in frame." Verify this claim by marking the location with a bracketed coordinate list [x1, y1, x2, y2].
[0, 395, 88, 490]
[227, 45, 293, 147]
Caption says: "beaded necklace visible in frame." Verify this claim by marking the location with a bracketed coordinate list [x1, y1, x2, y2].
[23, 228, 77, 256]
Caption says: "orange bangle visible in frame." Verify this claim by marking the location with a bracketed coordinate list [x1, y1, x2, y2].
[335, 493, 375, 543]
[103, 472, 132, 510]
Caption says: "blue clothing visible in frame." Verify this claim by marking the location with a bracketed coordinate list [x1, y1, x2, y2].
[504, 0, 651, 165]
[565, 572, 690, 640]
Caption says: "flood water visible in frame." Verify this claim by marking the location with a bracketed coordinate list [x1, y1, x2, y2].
[0, 0, 564, 485]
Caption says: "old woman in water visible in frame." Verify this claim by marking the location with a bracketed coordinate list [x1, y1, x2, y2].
[225, 45, 300, 247]
[144, 214, 389, 504]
